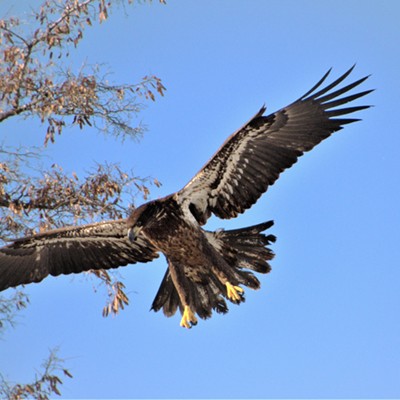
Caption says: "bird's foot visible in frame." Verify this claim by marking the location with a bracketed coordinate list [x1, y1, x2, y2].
[180, 305, 198, 329]
[225, 282, 244, 303]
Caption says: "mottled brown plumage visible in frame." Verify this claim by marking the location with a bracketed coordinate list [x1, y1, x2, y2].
[127, 195, 275, 324]
[0, 67, 372, 327]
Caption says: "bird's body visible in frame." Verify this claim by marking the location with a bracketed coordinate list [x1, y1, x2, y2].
[126, 194, 274, 326]
[0, 66, 372, 327]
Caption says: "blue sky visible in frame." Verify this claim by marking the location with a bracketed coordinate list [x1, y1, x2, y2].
[1, 1, 400, 398]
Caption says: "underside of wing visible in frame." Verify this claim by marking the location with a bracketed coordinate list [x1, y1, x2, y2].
[178, 66, 373, 224]
[0, 219, 159, 292]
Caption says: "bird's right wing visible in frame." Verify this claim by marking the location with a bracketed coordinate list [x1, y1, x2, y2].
[0, 219, 159, 292]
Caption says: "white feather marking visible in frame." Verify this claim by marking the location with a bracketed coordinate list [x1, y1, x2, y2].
[181, 199, 201, 226]
[204, 231, 223, 252]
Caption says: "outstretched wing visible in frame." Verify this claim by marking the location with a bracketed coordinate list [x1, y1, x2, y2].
[178, 66, 373, 224]
[0, 219, 159, 292]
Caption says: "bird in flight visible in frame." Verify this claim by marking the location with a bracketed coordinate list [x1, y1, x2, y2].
[0, 66, 372, 328]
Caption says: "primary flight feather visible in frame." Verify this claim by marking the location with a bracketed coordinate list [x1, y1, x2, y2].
[0, 66, 372, 328]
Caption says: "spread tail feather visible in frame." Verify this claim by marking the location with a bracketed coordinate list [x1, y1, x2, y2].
[151, 221, 275, 319]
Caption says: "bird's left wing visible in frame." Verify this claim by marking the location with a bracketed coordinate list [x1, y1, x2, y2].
[0, 219, 159, 292]
[177, 66, 373, 224]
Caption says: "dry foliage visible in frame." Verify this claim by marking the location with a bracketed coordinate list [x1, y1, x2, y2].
[0, 349, 73, 400]
[0, 290, 29, 333]
[90, 269, 130, 317]
[0, 0, 166, 144]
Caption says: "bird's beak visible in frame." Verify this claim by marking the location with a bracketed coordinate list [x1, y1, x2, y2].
[128, 226, 142, 242]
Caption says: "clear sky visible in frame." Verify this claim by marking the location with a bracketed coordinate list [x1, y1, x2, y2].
[1, 1, 399, 398]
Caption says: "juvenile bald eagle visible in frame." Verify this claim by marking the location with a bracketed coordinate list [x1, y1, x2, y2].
[0, 67, 372, 328]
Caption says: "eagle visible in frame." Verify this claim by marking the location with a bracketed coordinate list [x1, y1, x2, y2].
[0, 66, 372, 328]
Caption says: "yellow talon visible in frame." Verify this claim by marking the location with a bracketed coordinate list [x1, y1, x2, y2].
[226, 282, 244, 302]
[180, 305, 198, 329]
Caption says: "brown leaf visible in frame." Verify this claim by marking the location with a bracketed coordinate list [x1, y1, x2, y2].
[63, 369, 73, 378]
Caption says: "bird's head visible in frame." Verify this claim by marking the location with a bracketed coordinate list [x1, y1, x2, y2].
[127, 200, 162, 242]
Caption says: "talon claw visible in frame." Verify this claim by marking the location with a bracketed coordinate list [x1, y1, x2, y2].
[226, 282, 244, 302]
[180, 305, 198, 328]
